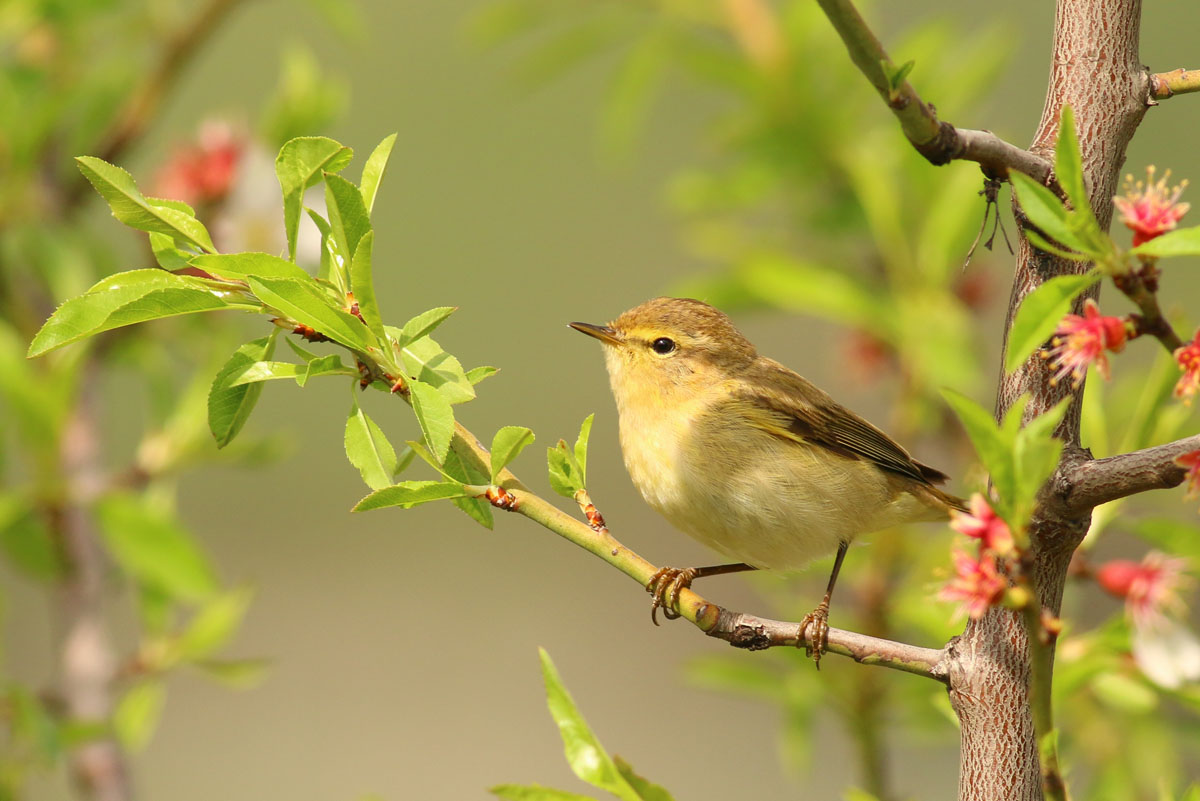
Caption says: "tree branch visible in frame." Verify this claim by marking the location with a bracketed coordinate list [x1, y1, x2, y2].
[1055, 434, 1200, 514]
[813, 0, 1053, 184]
[1116, 269, 1185, 352]
[500, 485, 949, 682]
[63, 0, 244, 209]
[706, 608, 950, 681]
[1150, 68, 1200, 100]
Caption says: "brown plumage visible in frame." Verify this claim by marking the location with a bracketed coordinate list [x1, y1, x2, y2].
[572, 297, 965, 661]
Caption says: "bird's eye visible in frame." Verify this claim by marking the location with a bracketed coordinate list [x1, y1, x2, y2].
[651, 337, 677, 355]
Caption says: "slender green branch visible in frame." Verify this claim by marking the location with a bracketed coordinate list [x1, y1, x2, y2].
[813, 0, 1053, 184]
[1150, 68, 1200, 100]
[505, 487, 950, 681]
[1021, 602, 1067, 801]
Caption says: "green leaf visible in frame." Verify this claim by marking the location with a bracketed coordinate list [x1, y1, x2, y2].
[193, 658, 271, 689]
[1005, 273, 1099, 373]
[397, 307, 457, 346]
[397, 335, 475, 404]
[443, 446, 495, 530]
[466, 365, 499, 385]
[548, 442, 584, 499]
[353, 481, 471, 511]
[325, 172, 372, 264]
[739, 253, 890, 337]
[547, 414, 594, 499]
[1012, 398, 1070, 519]
[284, 336, 321, 363]
[491, 786, 600, 801]
[8, 686, 61, 759]
[349, 230, 387, 343]
[148, 232, 193, 270]
[843, 789, 883, 801]
[28, 270, 237, 357]
[408, 379, 456, 462]
[1090, 671, 1157, 714]
[307, 207, 336, 282]
[1009, 172, 1086, 253]
[539, 649, 640, 801]
[491, 786, 599, 801]
[275, 137, 353, 260]
[1024, 228, 1092, 261]
[614, 756, 674, 801]
[96, 493, 219, 601]
[225, 360, 302, 386]
[574, 414, 593, 487]
[1055, 105, 1089, 217]
[0, 494, 62, 579]
[192, 252, 312, 282]
[490, 426, 535, 482]
[114, 681, 165, 753]
[1132, 518, 1200, 561]
[224, 355, 356, 389]
[882, 58, 915, 96]
[296, 354, 357, 386]
[405, 439, 459, 481]
[0, 321, 69, 450]
[942, 389, 1015, 511]
[75, 157, 216, 252]
[177, 586, 255, 661]
[345, 396, 400, 491]
[1131, 226, 1200, 258]
[246, 275, 372, 351]
[360, 133, 397, 214]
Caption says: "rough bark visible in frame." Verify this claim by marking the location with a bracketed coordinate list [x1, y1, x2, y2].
[949, 1, 1149, 799]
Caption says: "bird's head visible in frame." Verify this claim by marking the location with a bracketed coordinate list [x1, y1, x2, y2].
[570, 297, 757, 405]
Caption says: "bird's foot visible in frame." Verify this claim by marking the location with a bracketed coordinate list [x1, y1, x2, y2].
[646, 566, 698, 625]
[797, 601, 831, 667]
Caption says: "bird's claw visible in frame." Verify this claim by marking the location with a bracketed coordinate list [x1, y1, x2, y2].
[646, 566, 698, 625]
[797, 601, 831, 667]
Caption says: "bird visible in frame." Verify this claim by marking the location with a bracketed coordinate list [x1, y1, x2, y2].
[570, 297, 965, 662]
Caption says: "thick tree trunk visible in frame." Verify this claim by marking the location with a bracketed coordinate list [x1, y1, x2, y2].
[948, 1, 1148, 799]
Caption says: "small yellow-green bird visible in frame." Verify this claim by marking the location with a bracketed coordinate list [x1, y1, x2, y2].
[571, 297, 965, 661]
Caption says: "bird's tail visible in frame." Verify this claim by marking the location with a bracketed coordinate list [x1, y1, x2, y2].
[923, 483, 969, 515]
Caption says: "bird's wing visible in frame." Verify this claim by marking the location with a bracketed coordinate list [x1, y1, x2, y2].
[731, 361, 948, 486]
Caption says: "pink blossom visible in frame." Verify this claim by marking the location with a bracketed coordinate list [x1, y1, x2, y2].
[1096, 551, 1191, 628]
[1174, 329, 1200, 404]
[940, 548, 1007, 620]
[1045, 299, 1128, 387]
[1113, 165, 1190, 247]
[152, 121, 243, 207]
[1175, 450, 1200, 500]
[950, 493, 1015, 556]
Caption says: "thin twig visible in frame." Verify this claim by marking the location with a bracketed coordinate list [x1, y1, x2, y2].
[1115, 268, 1186, 352]
[813, 0, 1053, 185]
[1149, 68, 1200, 100]
[506, 486, 949, 681]
[63, 0, 245, 208]
[1055, 434, 1200, 514]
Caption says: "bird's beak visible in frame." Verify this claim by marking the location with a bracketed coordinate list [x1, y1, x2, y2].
[569, 321, 622, 346]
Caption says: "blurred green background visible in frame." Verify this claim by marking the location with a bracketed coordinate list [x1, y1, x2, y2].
[4, 1, 1199, 799]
